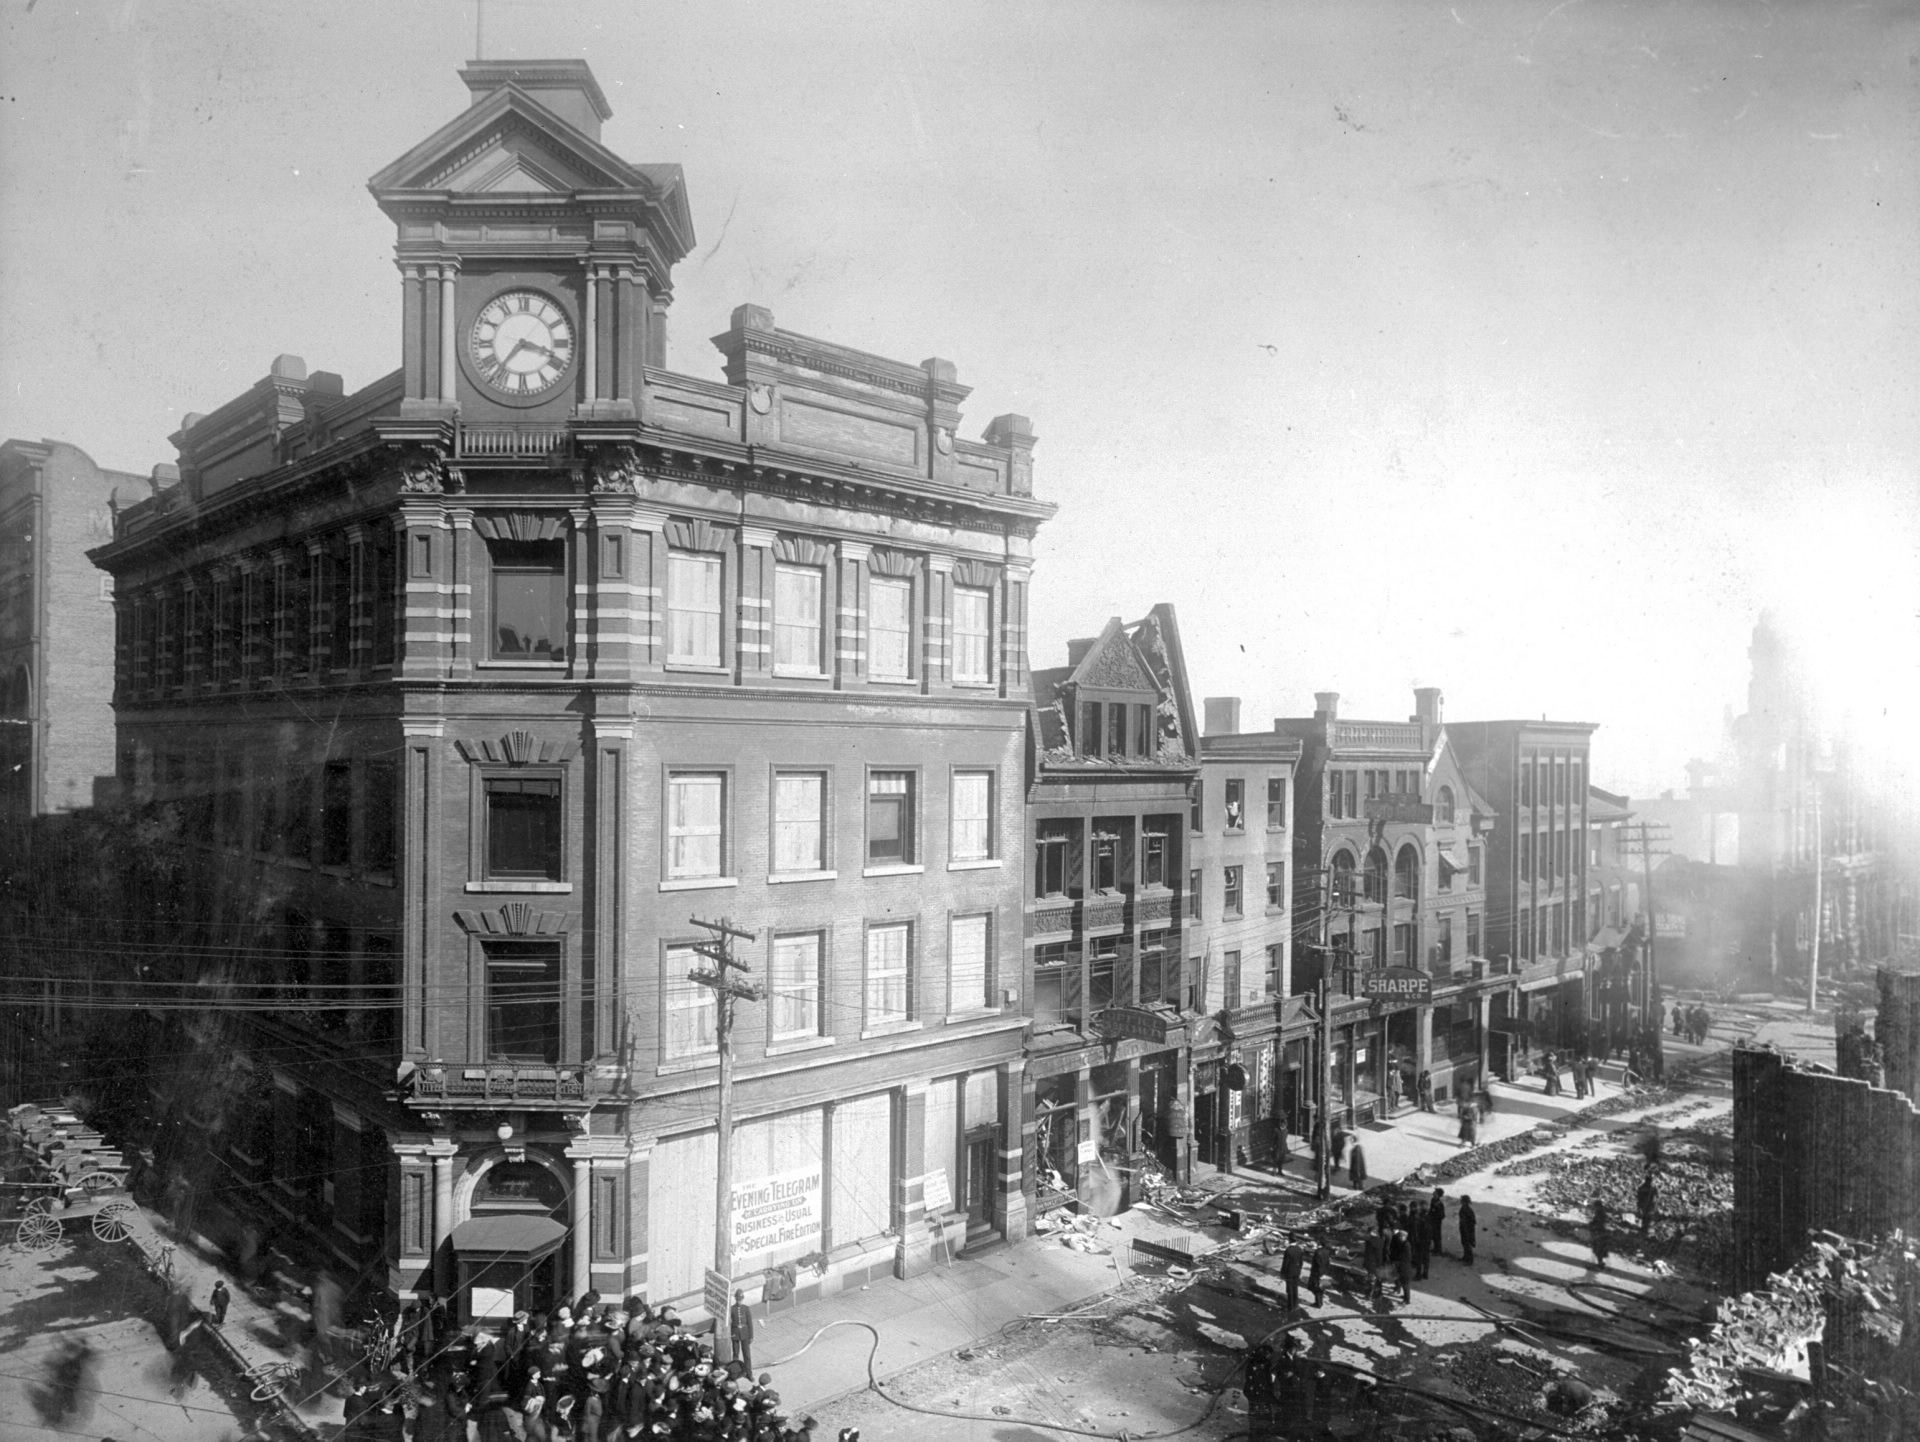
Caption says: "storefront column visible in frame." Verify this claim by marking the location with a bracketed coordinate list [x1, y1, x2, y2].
[891, 1082, 934, 1279]
[567, 1151, 592, 1304]
[428, 1139, 458, 1299]
[997, 1060, 1028, 1243]
[1416, 1005, 1434, 1082]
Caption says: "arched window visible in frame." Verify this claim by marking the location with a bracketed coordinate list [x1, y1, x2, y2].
[1394, 845, 1420, 902]
[1330, 850, 1357, 907]
[1435, 785, 1456, 824]
[1363, 847, 1388, 904]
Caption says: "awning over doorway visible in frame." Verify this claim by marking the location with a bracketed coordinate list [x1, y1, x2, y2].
[450, 1214, 567, 1262]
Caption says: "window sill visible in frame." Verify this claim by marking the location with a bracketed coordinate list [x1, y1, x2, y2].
[478, 659, 569, 669]
[867, 675, 916, 687]
[860, 1020, 923, 1041]
[665, 660, 729, 675]
[766, 1034, 836, 1057]
[467, 880, 573, 894]
[952, 679, 995, 690]
[946, 858, 1001, 871]
[1265, 905, 1286, 916]
[773, 668, 830, 681]
[365, 871, 397, 889]
[767, 869, 837, 885]
[319, 864, 352, 878]
[660, 876, 739, 893]
[862, 863, 925, 878]
[945, 1008, 1002, 1025]
[656, 1055, 720, 1076]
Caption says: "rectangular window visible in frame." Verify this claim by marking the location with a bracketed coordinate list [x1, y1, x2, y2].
[1223, 950, 1241, 1010]
[1590, 828, 1601, 867]
[1555, 761, 1567, 805]
[770, 932, 825, 1040]
[667, 551, 722, 666]
[952, 586, 991, 685]
[1190, 780, 1203, 832]
[865, 922, 912, 1026]
[1033, 943, 1077, 1028]
[950, 770, 993, 861]
[773, 564, 823, 673]
[1438, 915, 1454, 967]
[1327, 770, 1343, 820]
[1082, 702, 1103, 757]
[1142, 830, 1168, 888]
[321, 761, 353, 868]
[329, 550, 354, 668]
[1520, 833, 1533, 882]
[365, 759, 397, 873]
[1092, 831, 1119, 892]
[667, 773, 726, 880]
[489, 539, 568, 662]
[772, 772, 825, 874]
[1223, 865, 1243, 917]
[486, 941, 562, 1063]
[867, 771, 915, 865]
[1034, 822, 1074, 898]
[1467, 912, 1482, 957]
[487, 776, 563, 881]
[1365, 770, 1380, 801]
[1188, 868, 1201, 919]
[1133, 703, 1153, 757]
[1267, 776, 1287, 829]
[663, 945, 718, 1061]
[370, 531, 397, 668]
[1394, 923, 1414, 966]
[1266, 861, 1283, 909]
[1520, 757, 1533, 808]
[1107, 703, 1127, 756]
[1139, 931, 1167, 1003]
[1469, 844, 1482, 886]
[1089, 937, 1120, 1010]
[868, 577, 911, 681]
[948, 913, 991, 1014]
[1224, 778, 1245, 830]
[1264, 944, 1282, 996]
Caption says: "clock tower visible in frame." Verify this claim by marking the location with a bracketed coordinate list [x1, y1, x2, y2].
[367, 59, 694, 426]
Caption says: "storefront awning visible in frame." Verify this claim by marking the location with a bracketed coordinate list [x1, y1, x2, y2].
[450, 1214, 567, 1262]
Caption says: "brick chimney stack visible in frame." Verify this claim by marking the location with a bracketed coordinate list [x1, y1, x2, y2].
[1203, 697, 1242, 737]
[1413, 687, 1444, 727]
[1313, 692, 1340, 721]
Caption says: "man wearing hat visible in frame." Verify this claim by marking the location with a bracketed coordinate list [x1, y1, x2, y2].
[1278, 1234, 1304, 1313]
[729, 1288, 757, 1374]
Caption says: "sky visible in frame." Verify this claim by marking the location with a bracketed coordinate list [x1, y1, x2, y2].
[2, 0, 1916, 796]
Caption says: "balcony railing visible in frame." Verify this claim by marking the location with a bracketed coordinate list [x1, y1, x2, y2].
[456, 423, 570, 459]
[407, 1062, 621, 1106]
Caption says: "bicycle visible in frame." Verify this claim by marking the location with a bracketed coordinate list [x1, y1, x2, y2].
[243, 1357, 305, 1403]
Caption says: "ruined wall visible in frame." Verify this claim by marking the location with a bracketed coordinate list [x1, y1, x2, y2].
[1877, 966, 1920, 1105]
[1732, 1045, 1920, 1291]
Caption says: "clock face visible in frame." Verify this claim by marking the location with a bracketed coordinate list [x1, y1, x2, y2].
[470, 290, 575, 397]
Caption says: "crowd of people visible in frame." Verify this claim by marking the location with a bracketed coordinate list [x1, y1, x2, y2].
[336, 1292, 843, 1442]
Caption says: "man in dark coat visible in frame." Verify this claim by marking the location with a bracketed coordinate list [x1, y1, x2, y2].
[1243, 1340, 1275, 1422]
[1589, 1200, 1612, 1268]
[1361, 1228, 1386, 1307]
[1457, 1196, 1478, 1265]
[1637, 1168, 1657, 1235]
[1409, 1206, 1430, 1280]
[1348, 1142, 1367, 1191]
[208, 1280, 230, 1327]
[1279, 1236, 1305, 1313]
[1416, 1069, 1435, 1112]
[1309, 1236, 1334, 1308]
[1427, 1189, 1447, 1258]
[730, 1289, 756, 1374]
[1389, 1227, 1413, 1303]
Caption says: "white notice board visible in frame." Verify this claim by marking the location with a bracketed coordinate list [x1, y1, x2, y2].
[923, 1167, 952, 1213]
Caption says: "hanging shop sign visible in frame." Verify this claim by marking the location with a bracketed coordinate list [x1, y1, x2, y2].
[1359, 966, 1433, 1003]
[731, 1167, 823, 1262]
[1093, 1005, 1188, 1047]
[1365, 797, 1435, 825]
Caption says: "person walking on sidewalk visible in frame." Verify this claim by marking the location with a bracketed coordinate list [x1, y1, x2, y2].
[1279, 1236, 1304, 1312]
[1417, 1069, 1434, 1112]
[1457, 1196, 1478, 1265]
[1348, 1141, 1368, 1191]
[1309, 1236, 1334, 1307]
[1427, 1190, 1448, 1258]
[1389, 1227, 1413, 1303]
[208, 1280, 230, 1327]
[1361, 1228, 1386, 1308]
[1571, 1054, 1589, 1099]
[1588, 1200, 1613, 1269]
[1636, 1168, 1658, 1236]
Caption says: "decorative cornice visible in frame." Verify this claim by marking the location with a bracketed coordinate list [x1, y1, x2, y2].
[457, 731, 582, 766]
[454, 902, 570, 937]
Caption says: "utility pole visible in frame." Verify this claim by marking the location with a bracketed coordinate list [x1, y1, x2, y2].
[688, 916, 762, 1365]
[1807, 775, 1823, 1015]
[1638, 822, 1664, 1075]
[1316, 865, 1333, 1201]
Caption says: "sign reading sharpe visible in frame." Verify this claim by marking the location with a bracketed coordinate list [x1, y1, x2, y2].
[1358, 966, 1433, 1003]
[1365, 797, 1435, 825]
[1093, 1005, 1188, 1047]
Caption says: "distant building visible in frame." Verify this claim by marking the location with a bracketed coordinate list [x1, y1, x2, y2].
[89, 59, 1052, 1321]
[0, 440, 155, 821]
[1448, 715, 1599, 1056]
[1275, 688, 1505, 1118]
[1193, 697, 1308, 1171]
[1022, 608, 1199, 1209]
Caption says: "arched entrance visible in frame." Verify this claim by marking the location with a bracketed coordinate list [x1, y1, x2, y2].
[451, 1149, 570, 1325]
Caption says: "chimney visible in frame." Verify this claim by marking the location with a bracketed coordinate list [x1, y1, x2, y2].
[460, 59, 613, 141]
[1313, 691, 1340, 721]
[1204, 697, 1242, 737]
[1413, 687, 1443, 727]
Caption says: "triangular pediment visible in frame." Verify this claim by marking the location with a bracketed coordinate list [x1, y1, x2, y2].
[1070, 621, 1158, 695]
[371, 86, 638, 196]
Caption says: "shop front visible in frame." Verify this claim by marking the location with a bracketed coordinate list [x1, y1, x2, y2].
[1025, 1012, 1190, 1216]
[450, 1153, 572, 1327]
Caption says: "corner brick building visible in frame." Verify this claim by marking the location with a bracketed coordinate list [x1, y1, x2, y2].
[89, 59, 1051, 1321]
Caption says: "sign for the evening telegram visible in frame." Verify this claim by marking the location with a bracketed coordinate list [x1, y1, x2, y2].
[731, 1168, 823, 1260]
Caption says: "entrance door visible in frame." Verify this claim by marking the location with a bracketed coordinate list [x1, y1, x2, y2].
[965, 1134, 994, 1227]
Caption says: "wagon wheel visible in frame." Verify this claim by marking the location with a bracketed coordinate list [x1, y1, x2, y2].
[16, 1212, 61, 1251]
[92, 1201, 134, 1243]
[74, 1171, 120, 1194]
[22, 1195, 57, 1217]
